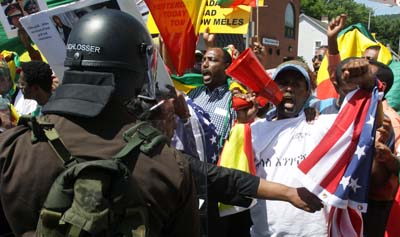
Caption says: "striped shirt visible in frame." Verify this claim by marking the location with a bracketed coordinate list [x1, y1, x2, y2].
[188, 84, 234, 147]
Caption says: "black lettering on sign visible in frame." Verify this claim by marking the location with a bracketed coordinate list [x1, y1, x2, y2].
[213, 18, 244, 26]
[207, 0, 218, 6]
[201, 18, 211, 25]
[204, 9, 217, 16]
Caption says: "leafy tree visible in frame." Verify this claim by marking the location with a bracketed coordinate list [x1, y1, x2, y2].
[300, 0, 400, 53]
[371, 15, 400, 54]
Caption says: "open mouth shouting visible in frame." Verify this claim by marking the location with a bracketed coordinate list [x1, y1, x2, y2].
[202, 70, 212, 84]
[282, 94, 295, 111]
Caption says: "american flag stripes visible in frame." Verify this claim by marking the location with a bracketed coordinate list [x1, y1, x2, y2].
[297, 86, 379, 236]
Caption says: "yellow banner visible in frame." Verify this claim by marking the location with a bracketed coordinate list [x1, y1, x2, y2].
[147, 0, 252, 34]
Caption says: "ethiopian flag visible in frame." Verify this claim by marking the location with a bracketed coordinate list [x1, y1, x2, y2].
[316, 23, 392, 99]
[216, 81, 257, 216]
[171, 73, 204, 94]
[145, 0, 206, 76]
[217, 0, 256, 8]
[217, 122, 256, 216]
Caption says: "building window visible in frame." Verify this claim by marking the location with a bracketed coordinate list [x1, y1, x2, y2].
[315, 41, 322, 48]
[284, 3, 295, 39]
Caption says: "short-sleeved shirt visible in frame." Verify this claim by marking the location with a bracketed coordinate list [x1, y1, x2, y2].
[250, 113, 333, 237]
[188, 84, 235, 146]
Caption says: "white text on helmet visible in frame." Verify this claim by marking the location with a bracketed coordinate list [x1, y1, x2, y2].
[67, 44, 101, 54]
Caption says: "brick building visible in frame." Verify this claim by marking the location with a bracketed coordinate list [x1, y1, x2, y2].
[252, 0, 300, 69]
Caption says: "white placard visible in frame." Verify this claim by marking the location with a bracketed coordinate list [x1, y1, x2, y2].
[19, 0, 140, 80]
[19, 0, 174, 99]
[0, 0, 47, 39]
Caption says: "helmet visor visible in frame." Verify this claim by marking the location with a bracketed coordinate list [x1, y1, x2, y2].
[138, 46, 175, 101]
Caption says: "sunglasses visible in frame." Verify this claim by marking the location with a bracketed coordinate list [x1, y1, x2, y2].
[312, 54, 324, 62]
[362, 56, 374, 61]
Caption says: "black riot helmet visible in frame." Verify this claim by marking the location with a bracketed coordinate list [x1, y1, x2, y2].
[65, 8, 151, 74]
[43, 9, 162, 118]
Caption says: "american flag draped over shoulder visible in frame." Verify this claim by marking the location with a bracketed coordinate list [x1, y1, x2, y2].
[172, 97, 220, 164]
[297, 86, 380, 237]
[186, 98, 220, 164]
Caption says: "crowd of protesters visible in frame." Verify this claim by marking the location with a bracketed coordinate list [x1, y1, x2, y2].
[0, 5, 399, 237]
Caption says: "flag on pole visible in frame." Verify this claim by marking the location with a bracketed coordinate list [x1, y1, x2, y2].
[217, 0, 256, 8]
[316, 23, 392, 99]
[297, 86, 380, 236]
[145, 0, 206, 76]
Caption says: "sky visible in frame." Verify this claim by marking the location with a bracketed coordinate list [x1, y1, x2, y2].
[354, 0, 400, 15]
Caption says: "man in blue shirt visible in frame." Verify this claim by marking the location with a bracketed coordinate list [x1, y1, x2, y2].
[188, 46, 252, 237]
[188, 47, 235, 151]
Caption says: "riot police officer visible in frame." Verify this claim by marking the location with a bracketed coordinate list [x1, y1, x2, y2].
[0, 9, 199, 237]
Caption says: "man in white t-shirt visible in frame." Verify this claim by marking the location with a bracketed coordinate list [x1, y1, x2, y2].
[249, 58, 376, 237]
[13, 89, 37, 116]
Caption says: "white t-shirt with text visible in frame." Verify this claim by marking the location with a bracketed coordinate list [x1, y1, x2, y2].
[250, 113, 337, 237]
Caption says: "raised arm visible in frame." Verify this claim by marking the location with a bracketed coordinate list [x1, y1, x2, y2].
[327, 14, 347, 86]
[327, 14, 347, 56]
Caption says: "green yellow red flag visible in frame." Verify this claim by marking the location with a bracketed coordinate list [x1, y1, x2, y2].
[145, 0, 206, 75]
[316, 23, 392, 99]
[171, 73, 204, 94]
[215, 81, 257, 216]
[217, 122, 256, 216]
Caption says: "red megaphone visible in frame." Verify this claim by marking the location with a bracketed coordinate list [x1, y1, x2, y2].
[226, 48, 283, 106]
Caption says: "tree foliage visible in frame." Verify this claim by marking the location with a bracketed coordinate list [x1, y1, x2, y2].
[300, 0, 400, 53]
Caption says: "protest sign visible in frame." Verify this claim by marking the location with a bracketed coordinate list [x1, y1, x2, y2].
[19, 0, 174, 97]
[0, 0, 47, 39]
[19, 0, 140, 79]
[147, 0, 251, 34]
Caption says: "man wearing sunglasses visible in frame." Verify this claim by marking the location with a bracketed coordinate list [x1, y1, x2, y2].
[312, 45, 328, 72]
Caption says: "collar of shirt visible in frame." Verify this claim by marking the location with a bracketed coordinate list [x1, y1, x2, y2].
[205, 83, 229, 96]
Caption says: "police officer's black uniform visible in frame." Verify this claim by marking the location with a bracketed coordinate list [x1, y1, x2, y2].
[0, 9, 199, 237]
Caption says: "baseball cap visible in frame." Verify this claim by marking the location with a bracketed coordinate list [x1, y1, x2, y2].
[272, 62, 311, 90]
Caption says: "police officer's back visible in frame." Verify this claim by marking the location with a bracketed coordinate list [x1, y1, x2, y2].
[0, 9, 199, 237]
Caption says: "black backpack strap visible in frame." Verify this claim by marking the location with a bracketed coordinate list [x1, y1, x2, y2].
[113, 121, 168, 159]
[19, 116, 75, 168]
[20, 117, 167, 168]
